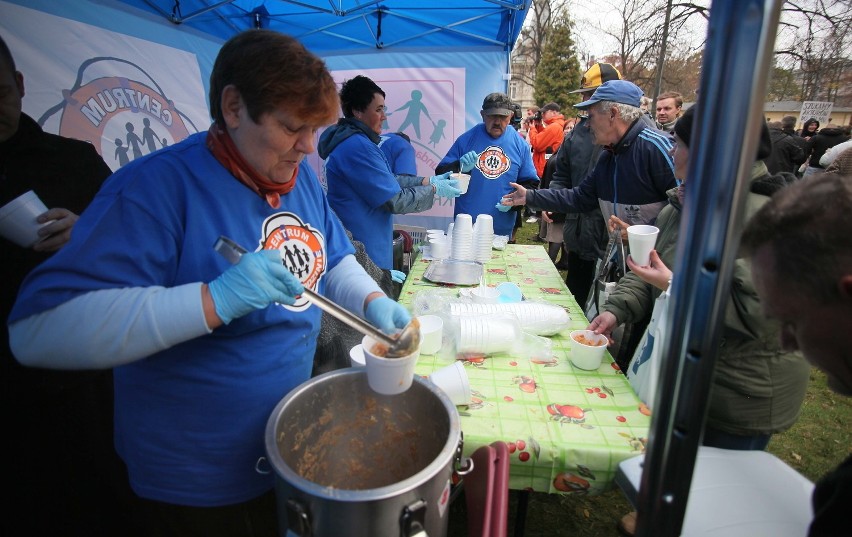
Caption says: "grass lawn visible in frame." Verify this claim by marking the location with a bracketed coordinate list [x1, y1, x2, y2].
[444, 217, 852, 536]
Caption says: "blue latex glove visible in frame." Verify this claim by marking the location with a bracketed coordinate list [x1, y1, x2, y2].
[495, 202, 512, 212]
[365, 296, 412, 333]
[208, 250, 304, 324]
[429, 172, 461, 198]
[460, 150, 478, 172]
[390, 269, 407, 284]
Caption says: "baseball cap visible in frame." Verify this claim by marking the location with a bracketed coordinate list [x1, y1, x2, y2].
[482, 92, 514, 116]
[570, 63, 623, 94]
[541, 102, 561, 113]
[574, 80, 643, 110]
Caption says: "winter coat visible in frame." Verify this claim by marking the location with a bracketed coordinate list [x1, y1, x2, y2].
[601, 162, 811, 436]
[824, 146, 852, 176]
[819, 138, 852, 168]
[548, 117, 608, 261]
[764, 127, 808, 174]
[528, 114, 566, 177]
[807, 127, 848, 169]
[526, 118, 676, 228]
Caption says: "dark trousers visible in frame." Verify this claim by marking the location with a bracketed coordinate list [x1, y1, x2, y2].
[702, 426, 772, 451]
[132, 489, 279, 537]
[565, 252, 597, 307]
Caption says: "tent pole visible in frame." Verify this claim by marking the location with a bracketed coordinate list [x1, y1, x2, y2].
[634, 2, 784, 535]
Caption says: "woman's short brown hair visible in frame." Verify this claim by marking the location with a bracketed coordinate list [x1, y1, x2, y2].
[209, 30, 339, 128]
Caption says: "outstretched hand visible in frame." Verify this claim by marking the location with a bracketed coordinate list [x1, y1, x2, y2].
[587, 312, 619, 344]
[500, 182, 528, 208]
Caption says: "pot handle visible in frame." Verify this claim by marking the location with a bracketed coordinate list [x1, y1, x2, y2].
[400, 499, 428, 537]
[285, 498, 312, 537]
[453, 432, 473, 475]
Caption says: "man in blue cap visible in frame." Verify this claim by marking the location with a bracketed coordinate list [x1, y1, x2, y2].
[501, 79, 674, 231]
[500, 79, 676, 367]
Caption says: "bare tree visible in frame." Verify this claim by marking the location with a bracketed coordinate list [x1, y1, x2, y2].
[512, 1, 559, 91]
[775, 0, 852, 104]
[569, 0, 708, 96]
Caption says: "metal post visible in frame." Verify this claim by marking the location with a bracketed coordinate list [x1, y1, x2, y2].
[634, 2, 784, 536]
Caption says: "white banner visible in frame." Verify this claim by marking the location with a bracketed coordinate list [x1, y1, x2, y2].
[0, 1, 210, 171]
[798, 101, 833, 128]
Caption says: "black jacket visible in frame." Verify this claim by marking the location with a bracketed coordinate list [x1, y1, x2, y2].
[547, 117, 608, 261]
[807, 128, 848, 169]
[764, 127, 807, 174]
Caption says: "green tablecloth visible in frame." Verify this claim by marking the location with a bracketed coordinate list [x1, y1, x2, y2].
[399, 245, 651, 495]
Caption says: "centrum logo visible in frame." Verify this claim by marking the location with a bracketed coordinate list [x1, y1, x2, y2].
[477, 145, 512, 180]
[38, 57, 199, 169]
[260, 212, 327, 312]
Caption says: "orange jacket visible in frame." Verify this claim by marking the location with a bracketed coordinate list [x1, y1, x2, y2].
[528, 114, 566, 177]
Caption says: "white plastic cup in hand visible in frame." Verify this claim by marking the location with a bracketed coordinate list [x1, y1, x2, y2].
[362, 334, 420, 395]
[349, 344, 366, 367]
[427, 361, 471, 405]
[627, 225, 660, 267]
[417, 315, 443, 355]
[0, 190, 49, 248]
[569, 330, 608, 370]
[451, 173, 471, 194]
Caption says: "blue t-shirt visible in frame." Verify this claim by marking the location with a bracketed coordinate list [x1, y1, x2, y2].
[11, 132, 353, 506]
[379, 132, 417, 175]
[324, 132, 400, 269]
[438, 125, 538, 236]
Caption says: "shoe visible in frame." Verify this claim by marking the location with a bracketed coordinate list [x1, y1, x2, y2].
[617, 511, 637, 536]
[526, 216, 539, 223]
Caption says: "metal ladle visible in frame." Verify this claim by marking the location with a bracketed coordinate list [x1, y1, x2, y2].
[213, 236, 420, 358]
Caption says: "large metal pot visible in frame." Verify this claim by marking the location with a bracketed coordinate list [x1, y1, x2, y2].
[265, 369, 462, 537]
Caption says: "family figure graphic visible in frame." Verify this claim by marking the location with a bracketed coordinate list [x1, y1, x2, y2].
[113, 117, 168, 166]
[386, 90, 446, 148]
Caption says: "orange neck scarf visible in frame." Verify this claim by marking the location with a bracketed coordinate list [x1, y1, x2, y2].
[206, 123, 296, 209]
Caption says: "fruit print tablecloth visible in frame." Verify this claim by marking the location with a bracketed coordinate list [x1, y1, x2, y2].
[400, 245, 651, 496]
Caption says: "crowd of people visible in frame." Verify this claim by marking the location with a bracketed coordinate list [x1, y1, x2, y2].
[2, 25, 849, 537]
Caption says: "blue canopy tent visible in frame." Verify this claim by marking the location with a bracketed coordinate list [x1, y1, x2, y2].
[1, 0, 531, 229]
[110, 0, 530, 54]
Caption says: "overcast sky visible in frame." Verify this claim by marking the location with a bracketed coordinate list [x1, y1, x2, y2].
[564, 0, 709, 61]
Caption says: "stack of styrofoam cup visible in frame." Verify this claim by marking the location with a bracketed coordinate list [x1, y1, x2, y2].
[446, 222, 455, 239]
[456, 316, 517, 354]
[451, 213, 474, 261]
[448, 302, 570, 336]
[473, 214, 494, 263]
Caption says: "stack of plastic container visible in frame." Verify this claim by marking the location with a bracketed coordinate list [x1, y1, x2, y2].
[450, 213, 474, 261]
[472, 214, 494, 263]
